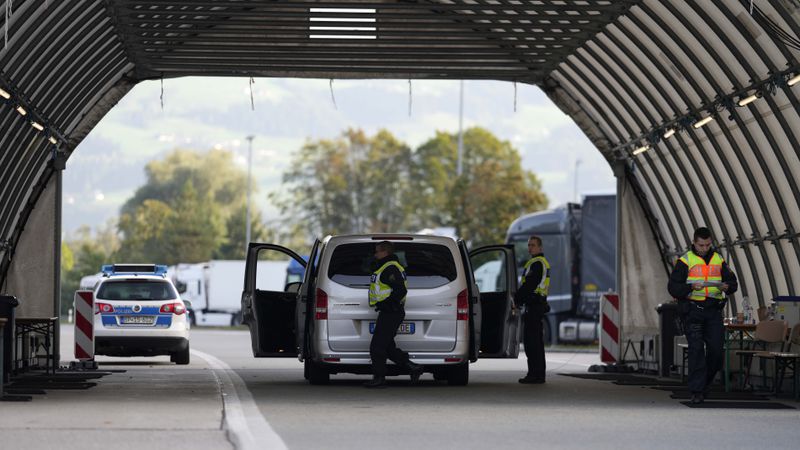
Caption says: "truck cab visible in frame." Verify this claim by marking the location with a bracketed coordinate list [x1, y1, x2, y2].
[507, 204, 579, 344]
[505, 194, 616, 345]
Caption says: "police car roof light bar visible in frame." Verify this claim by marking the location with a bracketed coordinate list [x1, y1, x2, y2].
[101, 264, 168, 277]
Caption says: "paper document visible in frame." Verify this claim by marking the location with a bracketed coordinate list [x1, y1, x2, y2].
[687, 280, 725, 288]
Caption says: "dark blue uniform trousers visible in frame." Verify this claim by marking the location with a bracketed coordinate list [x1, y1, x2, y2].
[523, 312, 546, 379]
[685, 302, 724, 394]
[370, 310, 411, 378]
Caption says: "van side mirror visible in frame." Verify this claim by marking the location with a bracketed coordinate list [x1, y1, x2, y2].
[182, 299, 193, 310]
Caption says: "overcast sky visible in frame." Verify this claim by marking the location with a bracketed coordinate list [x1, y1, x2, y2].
[63, 77, 616, 235]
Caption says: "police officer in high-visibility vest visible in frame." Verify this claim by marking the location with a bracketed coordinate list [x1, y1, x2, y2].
[515, 235, 551, 384]
[668, 227, 738, 404]
[364, 240, 424, 388]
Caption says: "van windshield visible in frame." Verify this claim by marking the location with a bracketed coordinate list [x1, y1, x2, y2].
[328, 243, 457, 289]
[96, 280, 177, 301]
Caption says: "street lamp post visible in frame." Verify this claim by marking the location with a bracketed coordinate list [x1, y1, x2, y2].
[457, 80, 464, 177]
[573, 158, 582, 203]
[245, 135, 254, 254]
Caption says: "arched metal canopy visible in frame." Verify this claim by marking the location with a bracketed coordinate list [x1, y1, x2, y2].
[1, 1, 799, 335]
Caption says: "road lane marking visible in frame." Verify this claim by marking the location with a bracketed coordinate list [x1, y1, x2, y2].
[192, 349, 287, 450]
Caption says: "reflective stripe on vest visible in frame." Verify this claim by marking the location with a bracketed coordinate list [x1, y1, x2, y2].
[369, 261, 408, 306]
[522, 255, 550, 297]
[679, 251, 725, 301]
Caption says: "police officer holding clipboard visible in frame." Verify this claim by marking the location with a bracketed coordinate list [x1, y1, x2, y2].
[668, 227, 738, 404]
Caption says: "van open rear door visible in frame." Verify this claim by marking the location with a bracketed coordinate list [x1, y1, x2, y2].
[469, 245, 520, 358]
[242, 243, 307, 357]
[458, 240, 481, 362]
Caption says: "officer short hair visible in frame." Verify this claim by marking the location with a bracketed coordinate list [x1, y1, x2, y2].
[528, 236, 542, 247]
[376, 240, 394, 254]
[693, 227, 712, 241]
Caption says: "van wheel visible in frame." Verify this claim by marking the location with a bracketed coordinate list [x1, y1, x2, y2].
[446, 363, 469, 386]
[171, 345, 190, 365]
[305, 359, 330, 385]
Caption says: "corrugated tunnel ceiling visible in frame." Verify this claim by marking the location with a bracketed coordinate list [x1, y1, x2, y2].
[1, 0, 799, 306]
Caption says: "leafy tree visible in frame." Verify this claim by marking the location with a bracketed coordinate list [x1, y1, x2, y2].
[121, 149, 248, 219]
[410, 127, 548, 247]
[60, 223, 119, 315]
[116, 148, 262, 263]
[215, 204, 273, 259]
[162, 180, 226, 264]
[116, 199, 175, 263]
[273, 129, 413, 236]
[274, 127, 546, 247]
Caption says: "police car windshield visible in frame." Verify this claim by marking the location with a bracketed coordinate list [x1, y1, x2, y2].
[96, 280, 177, 301]
[328, 243, 457, 289]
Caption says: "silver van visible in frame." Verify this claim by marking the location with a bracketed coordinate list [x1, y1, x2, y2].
[241, 234, 520, 385]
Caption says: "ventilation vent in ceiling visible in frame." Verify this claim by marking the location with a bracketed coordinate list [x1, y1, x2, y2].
[309, 7, 377, 40]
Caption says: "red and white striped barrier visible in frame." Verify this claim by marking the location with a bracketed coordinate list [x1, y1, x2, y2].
[600, 293, 620, 364]
[74, 290, 94, 360]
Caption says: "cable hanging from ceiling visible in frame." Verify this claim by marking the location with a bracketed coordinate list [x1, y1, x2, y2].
[329, 79, 337, 110]
[249, 76, 255, 111]
[750, 1, 800, 51]
[408, 79, 412, 117]
[513, 81, 518, 113]
[4, 0, 11, 49]
[160, 74, 165, 111]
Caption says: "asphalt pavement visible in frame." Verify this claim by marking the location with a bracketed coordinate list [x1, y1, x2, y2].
[1, 328, 799, 450]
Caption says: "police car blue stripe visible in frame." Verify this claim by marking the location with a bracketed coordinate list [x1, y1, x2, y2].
[101, 315, 117, 326]
[156, 316, 172, 326]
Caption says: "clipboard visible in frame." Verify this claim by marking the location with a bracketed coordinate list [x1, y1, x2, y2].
[686, 280, 725, 288]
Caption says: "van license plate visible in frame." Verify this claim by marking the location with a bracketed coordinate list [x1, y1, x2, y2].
[121, 316, 154, 325]
[369, 322, 415, 334]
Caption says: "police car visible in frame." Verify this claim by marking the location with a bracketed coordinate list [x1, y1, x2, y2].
[93, 264, 191, 364]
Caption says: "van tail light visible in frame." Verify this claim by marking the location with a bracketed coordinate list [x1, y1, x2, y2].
[315, 288, 328, 320]
[160, 302, 186, 315]
[95, 302, 114, 314]
[457, 289, 469, 320]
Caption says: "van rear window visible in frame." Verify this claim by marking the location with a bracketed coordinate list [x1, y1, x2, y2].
[327, 243, 457, 289]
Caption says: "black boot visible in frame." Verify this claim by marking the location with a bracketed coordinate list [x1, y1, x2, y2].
[364, 376, 387, 388]
[408, 362, 424, 384]
[518, 376, 545, 384]
[690, 392, 704, 404]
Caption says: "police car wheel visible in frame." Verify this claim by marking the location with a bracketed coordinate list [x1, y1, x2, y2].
[171, 346, 190, 365]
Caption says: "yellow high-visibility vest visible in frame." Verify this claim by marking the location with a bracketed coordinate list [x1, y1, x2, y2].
[369, 261, 407, 306]
[522, 255, 551, 297]
[679, 251, 725, 301]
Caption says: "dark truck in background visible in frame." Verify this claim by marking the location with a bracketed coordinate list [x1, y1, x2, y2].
[505, 194, 616, 344]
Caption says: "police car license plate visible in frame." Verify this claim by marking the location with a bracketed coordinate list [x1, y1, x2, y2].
[369, 322, 415, 334]
[121, 316, 154, 325]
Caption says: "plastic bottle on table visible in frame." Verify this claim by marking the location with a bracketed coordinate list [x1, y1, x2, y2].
[742, 296, 753, 324]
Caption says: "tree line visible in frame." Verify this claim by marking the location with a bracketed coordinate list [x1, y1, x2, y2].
[60, 127, 547, 312]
